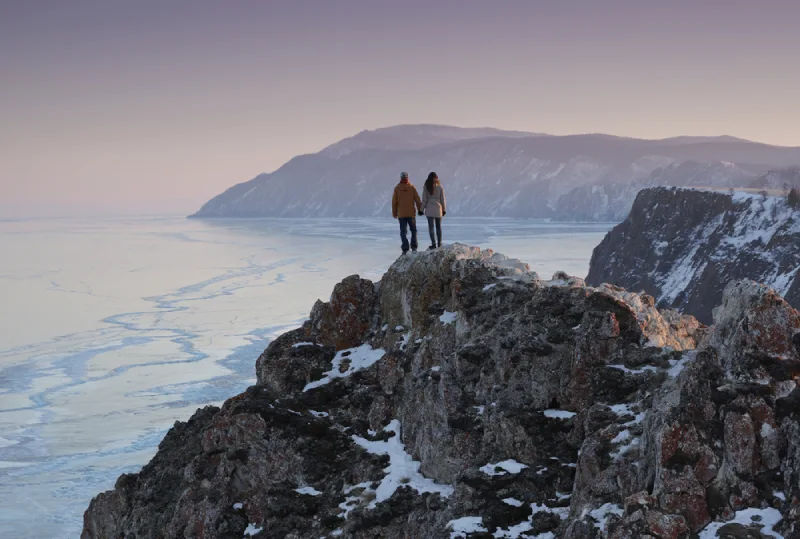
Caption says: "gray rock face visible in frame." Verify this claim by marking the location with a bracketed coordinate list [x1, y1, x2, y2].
[587, 187, 800, 324]
[82, 245, 800, 539]
[189, 125, 800, 220]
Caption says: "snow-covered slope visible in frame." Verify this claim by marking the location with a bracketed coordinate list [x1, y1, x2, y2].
[552, 161, 760, 221]
[749, 166, 800, 190]
[191, 125, 800, 220]
[587, 187, 800, 323]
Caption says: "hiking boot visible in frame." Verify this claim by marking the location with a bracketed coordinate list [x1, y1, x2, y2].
[427, 245, 436, 251]
[411, 248, 417, 253]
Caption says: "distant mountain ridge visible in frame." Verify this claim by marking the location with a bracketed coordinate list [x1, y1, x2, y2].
[319, 124, 543, 158]
[191, 125, 800, 220]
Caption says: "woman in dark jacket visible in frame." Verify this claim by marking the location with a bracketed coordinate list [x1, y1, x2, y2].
[421, 172, 446, 250]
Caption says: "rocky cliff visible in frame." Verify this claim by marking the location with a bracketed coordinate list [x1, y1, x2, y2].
[83, 245, 800, 539]
[587, 187, 800, 324]
[190, 125, 800, 220]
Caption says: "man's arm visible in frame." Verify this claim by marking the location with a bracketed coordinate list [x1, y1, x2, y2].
[414, 187, 422, 212]
[392, 188, 398, 218]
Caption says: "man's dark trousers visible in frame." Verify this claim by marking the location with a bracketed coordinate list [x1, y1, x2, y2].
[399, 217, 418, 252]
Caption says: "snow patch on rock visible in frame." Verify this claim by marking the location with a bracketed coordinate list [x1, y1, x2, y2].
[698, 507, 784, 538]
[448, 516, 488, 538]
[351, 420, 454, 508]
[543, 409, 577, 419]
[294, 486, 322, 496]
[480, 459, 529, 476]
[304, 344, 386, 391]
[439, 311, 457, 325]
[588, 503, 624, 532]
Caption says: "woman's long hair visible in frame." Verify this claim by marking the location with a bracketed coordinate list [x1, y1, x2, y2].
[424, 172, 439, 195]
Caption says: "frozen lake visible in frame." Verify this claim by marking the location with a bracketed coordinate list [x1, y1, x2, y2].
[0, 216, 612, 537]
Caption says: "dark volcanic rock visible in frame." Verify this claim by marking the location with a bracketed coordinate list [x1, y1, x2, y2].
[587, 186, 800, 324]
[83, 244, 800, 538]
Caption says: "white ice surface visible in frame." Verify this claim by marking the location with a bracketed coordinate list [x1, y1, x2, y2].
[0, 217, 611, 538]
[0, 437, 18, 449]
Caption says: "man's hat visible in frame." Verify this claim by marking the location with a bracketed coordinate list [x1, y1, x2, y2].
[400, 172, 409, 180]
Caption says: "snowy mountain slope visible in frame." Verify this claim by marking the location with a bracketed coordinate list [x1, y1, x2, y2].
[191, 125, 800, 220]
[587, 186, 800, 323]
[748, 166, 800, 190]
[553, 161, 763, 221]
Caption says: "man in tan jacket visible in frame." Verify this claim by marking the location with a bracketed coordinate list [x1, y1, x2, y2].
[391, 172, 423, 254]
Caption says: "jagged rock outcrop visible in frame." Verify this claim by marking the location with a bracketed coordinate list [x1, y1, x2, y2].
[83, 244, 800, 539]
[587, 186, 800, 324]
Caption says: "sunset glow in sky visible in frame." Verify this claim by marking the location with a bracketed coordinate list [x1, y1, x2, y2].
[2, 0, 799, 216]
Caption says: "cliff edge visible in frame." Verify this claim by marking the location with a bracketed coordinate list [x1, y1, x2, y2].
[587, 187, 800, 324]
[83, 244, 800, 538]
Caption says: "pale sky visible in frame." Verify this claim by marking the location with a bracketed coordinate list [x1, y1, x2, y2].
[2, 0, 799, 217]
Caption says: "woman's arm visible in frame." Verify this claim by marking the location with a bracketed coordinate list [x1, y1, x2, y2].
[440, 186, 446, 214]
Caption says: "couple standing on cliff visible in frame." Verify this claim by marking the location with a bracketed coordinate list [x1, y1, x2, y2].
[391, 171, 447, 254]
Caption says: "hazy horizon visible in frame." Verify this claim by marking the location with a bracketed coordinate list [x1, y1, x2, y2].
[2, 0, 800, 218]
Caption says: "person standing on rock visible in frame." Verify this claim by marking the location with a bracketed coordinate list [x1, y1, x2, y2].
[392, 172, 423, 254]
[422, 172, 446, 250]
